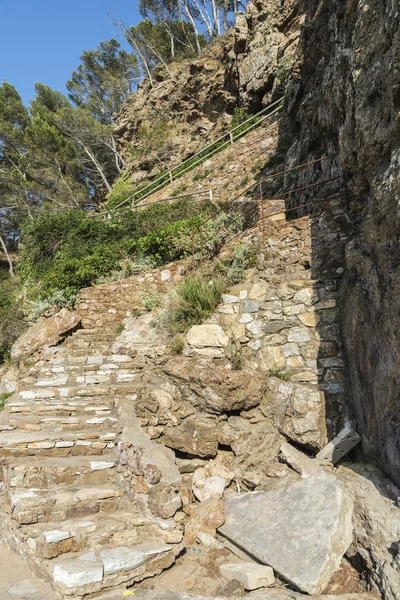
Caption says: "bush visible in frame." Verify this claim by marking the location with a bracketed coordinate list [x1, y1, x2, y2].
[162, 276, 226, 332]
[0, 276, 25, 364]
[214, 243, 257, 285]
[106, 172, 134, 210]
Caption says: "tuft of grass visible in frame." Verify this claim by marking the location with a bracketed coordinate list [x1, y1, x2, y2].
[169, 334, 184, 355]
[115, 323, 125, 334]
[162, 276, 226, 333]
[268, 368, 292, 381]
[213, 243, 257, 285]
[140, 290, 161, 312]
[0, 391, 13, 411]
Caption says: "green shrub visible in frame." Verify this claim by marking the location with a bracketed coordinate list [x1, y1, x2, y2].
[162, 276, 226, 332]
[0, 277, 25, 364]
[140, 290, 161, 311]
[106, 172, 134, 210]
[214, 243, 257, 285]
[229, 107, 251, 130]
[0, 391, 13, 411]
[269, 368, 292, 381]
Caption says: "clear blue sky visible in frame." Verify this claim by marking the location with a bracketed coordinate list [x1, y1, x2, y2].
[0, 0, 140, 106]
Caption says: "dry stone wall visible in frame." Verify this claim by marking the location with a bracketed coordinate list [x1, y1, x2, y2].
[76, 261, 187, 329]
[137, 121, 279, 208]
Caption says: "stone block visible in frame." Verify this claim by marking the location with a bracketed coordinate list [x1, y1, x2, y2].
[279, 443, 320, 478]
[53, 559, 103, 588]
[242, 301, 259, 313]
[316, 427, 361, 465]
[219, 471, 353, 595]
[100, 546, 145, 575]
[220, 562, 274, 590]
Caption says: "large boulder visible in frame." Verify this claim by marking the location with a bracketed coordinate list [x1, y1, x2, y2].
[263, 377, 327, 450]
[164, 357, 268, 414]
[161, 415, 219, 458]
[336, 464, 400, 600]
[11, 308, 80, 359]
[219, 471, 353, 595]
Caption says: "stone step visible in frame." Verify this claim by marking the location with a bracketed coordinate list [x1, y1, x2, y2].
[16, 511, 169, 560]
[2, 456, 117, 490]
[7, 484, 126, 525]
[4, 414, 120, 434]
[14, 382, 140, 401]
[47, 541, 177, 598]
[0, 430, 117, 458]
[33, 369, 139, 388]
[6, 399, 114, 417]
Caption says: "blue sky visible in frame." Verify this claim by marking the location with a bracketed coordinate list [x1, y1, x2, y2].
[0, 0, 140, 106]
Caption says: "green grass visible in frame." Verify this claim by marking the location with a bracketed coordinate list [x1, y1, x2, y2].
[162, 276, 226, 333]
[268, 368, 292, 381]
[0, 391, 13, 411]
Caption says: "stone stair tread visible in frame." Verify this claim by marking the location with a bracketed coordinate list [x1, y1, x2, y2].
[0, 430, 117, 445]
[10, 484, 122, 505]
[2, 454, 115, 469]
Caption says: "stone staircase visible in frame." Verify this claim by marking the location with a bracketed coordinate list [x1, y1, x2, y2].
[0, 328, 182, 600]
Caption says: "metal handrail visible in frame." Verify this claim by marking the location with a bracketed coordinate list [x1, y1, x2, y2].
[98, 97, 284, 216]
[190, 156, 343, 264]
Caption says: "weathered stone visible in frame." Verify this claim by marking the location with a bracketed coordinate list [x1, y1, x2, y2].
[148, 483, 182, 519]
[220, 562, 274, 590]
[7, 579, 39, 596]
[336, 464, 400, 600]
[219, 471, 353, 595]
[162, 415, 219, 457]
[280, 443, 320, 478]
[100, 546, 144, 575]
[164, 357, 268, 414]
[53, 559, 103, 588]
[192, 462, 233, 502]
[12, 308, 81, 359]
[265, 378, 327, 449]
[249, 282, 268, 301]
[257, 346, 285, 372]
[242, 301, 259, 313]
[186, 325, 229, 350]
[185, 497, 225, 546]
[287, 327, 311, 343]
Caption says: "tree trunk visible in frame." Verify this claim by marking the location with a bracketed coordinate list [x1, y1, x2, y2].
[0, 234, 15, 278]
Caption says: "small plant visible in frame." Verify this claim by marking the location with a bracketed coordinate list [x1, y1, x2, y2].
[130, 308, 142, 318]
[214, 243, 257, 285]
[162, 276, 226, 333]
[230, 342, 242, 370]
[169, 334, 184, 355]
[140, 290, 161, 312]
[240, 175, 249, 187]
[229, 107, 251, 130]
[115, 324, 125, 334]
[0, 391, 13, 411]
[274, 56, 292, 89]
[268, 368, 292, 381]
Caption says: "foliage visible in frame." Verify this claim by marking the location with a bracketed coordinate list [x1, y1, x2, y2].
[0, 275, 25, 364]
[213, 242, 257, 284]
[0, 391, 14, 412]
[162, 276, 226, 332]
[66, 39, 139, 124]
[106, 172, 135, 210]
[269, 368, 292, 381]
[140, 290, 161, 311]
[274, 56, 292, 90]
[169, 334, 184, 355]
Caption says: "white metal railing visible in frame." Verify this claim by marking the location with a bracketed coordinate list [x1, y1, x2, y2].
[102, 97, 284, 216]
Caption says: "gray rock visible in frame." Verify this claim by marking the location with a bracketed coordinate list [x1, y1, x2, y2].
[53, 559, 103, 588]
[100, 546, 145, 575]
[242, 301, 259, 313]
[219, 471, 353, 595]
[7, 580, 39, 596]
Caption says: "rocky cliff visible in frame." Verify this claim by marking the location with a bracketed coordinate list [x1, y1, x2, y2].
[114, 0, 302, 182]
[281, 0, 400, 486]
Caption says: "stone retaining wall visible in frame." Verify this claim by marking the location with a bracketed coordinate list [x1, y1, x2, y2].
[76, 261, 186, 329]
[137, 121, 278, 208]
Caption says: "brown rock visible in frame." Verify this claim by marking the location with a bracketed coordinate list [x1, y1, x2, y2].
[162, 415, 219, 458]
[184, 497, 226, 546]
[148, 483, 182, 519]
[164, 357, 268, 414]
[12, 309, 81, 359]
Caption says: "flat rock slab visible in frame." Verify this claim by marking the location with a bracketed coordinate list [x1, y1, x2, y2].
[128, 591, 373, 600]
[7, 579, 39, 596]
[219, 471, 353, 595]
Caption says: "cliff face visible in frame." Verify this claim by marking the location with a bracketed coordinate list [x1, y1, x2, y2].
[114, 0, 302, 182]
[284, 0, 400, 485]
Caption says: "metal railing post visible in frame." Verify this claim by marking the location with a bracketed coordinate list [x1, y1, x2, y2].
[169, 171, 173, 184]
[229, 132, 234, 144]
